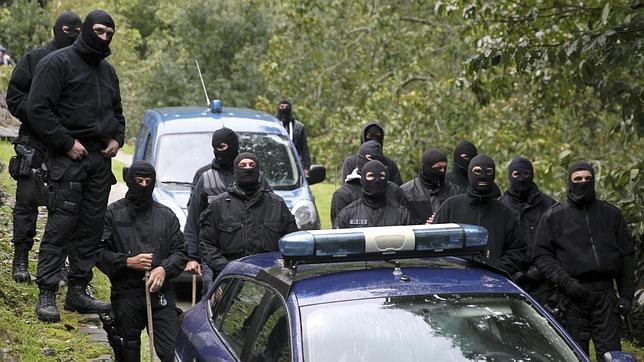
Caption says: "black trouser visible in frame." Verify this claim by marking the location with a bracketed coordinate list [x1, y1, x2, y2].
[11, 138, 45, 250]
[564, 283, 621, 361]
[36, 151, 115, 290]
[112, 289, 178, 362]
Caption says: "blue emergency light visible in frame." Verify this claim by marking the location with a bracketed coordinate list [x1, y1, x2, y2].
[210, 99, 222, 113]
[279, 224, 488, 266]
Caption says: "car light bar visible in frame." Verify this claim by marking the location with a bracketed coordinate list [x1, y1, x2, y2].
[278, 223, 488, 266]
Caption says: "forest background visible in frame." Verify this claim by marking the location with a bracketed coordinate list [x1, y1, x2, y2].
[0, 0, 642, 345]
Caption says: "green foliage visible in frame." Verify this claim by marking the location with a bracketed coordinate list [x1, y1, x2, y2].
[0, 0, 49, 60]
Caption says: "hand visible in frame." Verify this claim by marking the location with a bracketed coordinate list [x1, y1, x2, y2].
[66, 140, 88, 160]
[101, 138, 120, 158]
[525, 266, 542, 282]
[126, 253, 153, 271]
[426, 213, 436, 225]
[560, 277, 587, 300]
[146, 266, 166, 293]
[184, 260, 202, 276]
[616, 297, 632, 315]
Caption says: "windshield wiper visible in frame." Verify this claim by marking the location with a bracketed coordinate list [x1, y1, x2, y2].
[160, 181, 192, 185]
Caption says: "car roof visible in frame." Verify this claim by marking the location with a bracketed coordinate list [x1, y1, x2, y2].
[146, 106, 286, 135]
[226, 252, 522, 307]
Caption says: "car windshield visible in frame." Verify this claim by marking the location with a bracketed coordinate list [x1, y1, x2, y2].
[155, 131, 300, 189]
[301, 293, 580, 362]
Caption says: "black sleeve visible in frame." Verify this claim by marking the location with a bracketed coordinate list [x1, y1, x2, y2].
[335, 207, 351, 229]
[330, 188, 351, 228]
[296, 122, 311, 170]
[27, 56, 75, 152]
[159, 213, 188, 280]
[614, 209, 635, 300]
[110, 68, 126, 147]
[184, 177, 205, 262]
[281, 200, 299, 235]
[533, 209, 572, 284]
[393, 184, 408, 208]
[340, 155, 356, 183]
[199, 205, 229, 274]
[399, 207, 412, 226]
[495, 219, 528, 274]
[433, 201, 450, 224]
[388, 160, 403, 186]
[6, 51, 35, 122]
[97, 209, 129, 277]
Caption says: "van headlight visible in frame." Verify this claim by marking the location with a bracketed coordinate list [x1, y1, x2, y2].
[292, 200, 318, 230]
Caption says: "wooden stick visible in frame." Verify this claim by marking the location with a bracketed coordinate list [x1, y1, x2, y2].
[191, 274, 197, 306]
[144, 270, 155, 362]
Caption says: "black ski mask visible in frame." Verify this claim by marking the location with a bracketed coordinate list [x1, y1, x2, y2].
[567, 162, 596, 206]
[357, 140, 383, 174]
[212, 127, 239, 171]
[468, 155, 495, 198]
[508, 157, 534, 198]
[421, 148, 447, 190]
[125, 161, 156, 212]
[361, 122, 384, 146]
[276, 100, 293, 127]
[53, 11, 82, 49]
[453, 141, 478, 176]
[78, 10, 114, 62]
[234, 152, 261, 194]
[361, 160, 388, 208]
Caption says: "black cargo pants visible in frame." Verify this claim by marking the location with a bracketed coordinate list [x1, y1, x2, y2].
[35, 149, 116, 291]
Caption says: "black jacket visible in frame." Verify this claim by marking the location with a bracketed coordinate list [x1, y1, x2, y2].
[445, 168, 468, 192]
[184, 159, 272, 262]
[331, 169, 408, 228]
[533, 199, 635, 300]
[499, 185, 556, 252]
[27, 38, 125, 153]
[401, 177, 462, 224]
[284, 119, 310, 170]
[341, 155, 403, 186]
[336, 199, 411, 228]
[6, 41, 59, 138]
[97, 199, 188, 293]
[199, 187, 298, 274]
[434, 192, 528, 274]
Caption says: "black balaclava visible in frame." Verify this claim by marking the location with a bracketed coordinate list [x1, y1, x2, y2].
[212, 127, 239, 171]
[234, 152, 261, 195]
[567, 161, 596, 206]
[357, 140, 383, 174]
[361, 160, 388, 208]
[53, 11, 82, 49]
[508, 157, 534, 199]
[276, 100, 293, 128]
[125, 161, 156, 212]
[361, 122, 384, 146]
[420, 148, 447, 190]
[77, 10, 115, 62]
[467, 154, 495, 198]
[453, 141, 478, 176]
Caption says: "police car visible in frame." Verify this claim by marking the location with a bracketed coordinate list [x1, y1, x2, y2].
[173, 224, 626, 362]
[130, 100, 325, 230]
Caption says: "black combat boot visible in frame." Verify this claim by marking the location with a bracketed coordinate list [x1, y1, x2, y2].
[64, 284, 111, 314]
[12, 246, 31, 283]
[36, 289, 60, 323]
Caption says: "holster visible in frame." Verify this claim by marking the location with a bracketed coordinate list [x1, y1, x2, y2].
[99, 312, 125, 360]
[9, 136, 45, 180]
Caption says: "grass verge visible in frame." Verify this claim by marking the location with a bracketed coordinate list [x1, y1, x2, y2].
[310, 182, 335, 229]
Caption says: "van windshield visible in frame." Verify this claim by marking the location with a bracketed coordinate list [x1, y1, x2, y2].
[155, 132, 301, 189]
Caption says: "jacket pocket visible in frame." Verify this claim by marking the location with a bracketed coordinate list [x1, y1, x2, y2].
[261, 222, 282, 252]
[217, 222, 243, 255]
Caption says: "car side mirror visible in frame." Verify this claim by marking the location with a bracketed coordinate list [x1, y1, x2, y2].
[306, 165, 326, 185]
[122, 166, 129, 181]
[603, 351, 637, 362]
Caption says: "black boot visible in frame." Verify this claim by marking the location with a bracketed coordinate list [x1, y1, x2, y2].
[64, 284, 111, 314]
[12, 246, 31, 283]
[36, 289, 60, 323]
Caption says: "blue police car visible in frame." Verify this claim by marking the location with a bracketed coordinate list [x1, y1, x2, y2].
[175, 224, 601, 361]
[130, 100, 325, 230]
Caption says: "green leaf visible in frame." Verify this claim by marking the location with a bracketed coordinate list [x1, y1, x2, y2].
[629, 169, 640, 181]
[601, 2, 611, 26]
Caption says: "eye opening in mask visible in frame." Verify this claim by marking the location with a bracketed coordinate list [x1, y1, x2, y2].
[62, 25, 81, 34]
[238, 159, 256, 169]
[365, 154, 374, 161]
[278, 103, 290, 111]
[511, 170, 531, 179]
[92, 24, 114, 39]
[472, 166, 494, 176]
[460, 153, 470, 161]
[215, 143, 229, 152]
[431, 161, 447, 173]
[378, 171, 386, 180]
[572, 175, 593, 183]
[365, 171, 377, 181]
[134, 176, 153, 187]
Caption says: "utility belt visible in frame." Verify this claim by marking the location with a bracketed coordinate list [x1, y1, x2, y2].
[9, 135, 46, 180]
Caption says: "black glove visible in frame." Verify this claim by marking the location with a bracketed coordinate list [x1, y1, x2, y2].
[559, 277, 587, 300]
[511, 271, 524, 283]
[525, 266, 542, 282]
[616, 297, 632, 315]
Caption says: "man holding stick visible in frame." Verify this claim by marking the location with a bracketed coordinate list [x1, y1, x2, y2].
[97, 161, 187, 361]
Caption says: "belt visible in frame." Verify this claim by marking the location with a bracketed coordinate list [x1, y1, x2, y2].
[580, 280, 613, 291]
[80, 139, 105, 152]
[111, 288, 145, 299]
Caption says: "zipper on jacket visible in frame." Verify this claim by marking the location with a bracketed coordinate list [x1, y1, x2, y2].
[583, 207, 601, 267]
[94, 70, 103, 135]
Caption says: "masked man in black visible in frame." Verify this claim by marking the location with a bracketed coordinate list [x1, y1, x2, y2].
[28, 10, 125, 322]
[98, 161, 187, 362]
[276, 100, 310, 175]
[200, 153, 298, 277]
[533, 162, 635, 360]
[5, 11, 82, 283]
[401, 148, 461, 225]
[184, 128, 271, 294]
[445, 141, 477, 191]
[336, 160, 411, 228]
[434, 155, 527, 275]
[498, 157, 556, 304]
[331, 140, 408, 227]
[340, 122, 403, 185]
